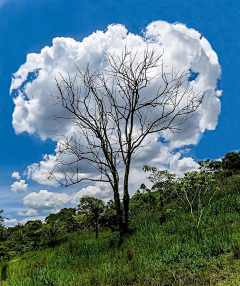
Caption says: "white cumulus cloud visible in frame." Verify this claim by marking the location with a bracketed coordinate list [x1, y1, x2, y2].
[23, 182, 113, 211]
[23, 190, 70, 211]
[11, 180, 28, 193]
[11, 171, 21, 180]
[4, 218, 18, 227]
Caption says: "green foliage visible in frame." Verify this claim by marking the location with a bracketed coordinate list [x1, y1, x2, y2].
[0, 210, 4, 224]
[100, 200, 118, 231]
[3, 184, 240, 285]
[199, 151, 240, 176]
[45, 208, 78, 233]
[222, 151, 240, 173]
[0, 210, 7, 243]
[142, 166, 177, 209]
[5, 224, 28, 254]
[130, 190, 160, 214]
[41, 221, 65, 247]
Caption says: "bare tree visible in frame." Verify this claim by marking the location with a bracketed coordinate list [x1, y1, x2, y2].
[48, 48, 201, 241]
[175, 171, 219, 233]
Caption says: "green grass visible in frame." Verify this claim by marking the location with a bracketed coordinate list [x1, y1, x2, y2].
[2, 212, 240, 285]
[2, 178, 240, 285]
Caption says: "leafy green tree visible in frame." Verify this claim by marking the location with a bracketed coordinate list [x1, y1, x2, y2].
[130, 190, 159, 214]
[143, 166, 177, 206]
[101, 200, 118, 231]
[198, 159, 222, 173]
[42, 208, 77, 247]
[5, 220, 42, 254]
[24, 220, 43, 250]
[78, 197, 104, 238]
[198, 152, 240, 177]
[6, 224, 27, 254]
[41, 221, 64, 247]
[45, 208, 77, 233]
[222, 152, 240, 174]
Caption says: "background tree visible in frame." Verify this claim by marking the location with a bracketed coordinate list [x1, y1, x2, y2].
[41, 221, 63, 247]
[49, 48, 201, 241]
[222, 152, 240, 174]
[143, 166, 177, 206]
[78, 197, 104, 238]
[130, 188, 158, 214]
[24, 220, 43, 250]
[198, 159, 222, 173]
[0, 210, 3, 224]
[41, 208, 77, 246]
[198, 151, 240, 179]
[101, 200, 118, 231]
[6, 224, 26, 254]
[45, 208, 77, 233]
[0, 210, 6, 242]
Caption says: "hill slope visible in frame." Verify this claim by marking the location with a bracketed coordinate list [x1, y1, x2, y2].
[2, 175, 240, 285]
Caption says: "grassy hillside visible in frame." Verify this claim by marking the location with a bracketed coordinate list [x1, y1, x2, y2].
[2, 175, 240, 285]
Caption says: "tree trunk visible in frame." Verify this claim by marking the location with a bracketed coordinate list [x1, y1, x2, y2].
[123, 163, 130, 234]
[95, 220, 98, 239]
[113, 180, 124, 243]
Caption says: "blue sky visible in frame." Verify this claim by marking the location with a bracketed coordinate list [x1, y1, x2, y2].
[0, 0, 239, 224]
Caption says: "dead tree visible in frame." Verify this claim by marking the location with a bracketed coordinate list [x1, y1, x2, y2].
[49, 48, 201, 241]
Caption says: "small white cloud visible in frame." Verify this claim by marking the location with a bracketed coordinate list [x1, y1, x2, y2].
[5, 216, 46, 227]
[26, 154, 64, 186]
[19, 216, 46, 225]
[4, 218, 18, 227]
[23, 190, 70, 211]
[71, 183, 113, 204]
[11, 171, 21, 180]
[11, 180, 28, 193]
[17, 209, 38, 216]
[169, 152, 199, 177]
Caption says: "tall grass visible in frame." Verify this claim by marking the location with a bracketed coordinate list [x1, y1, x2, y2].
[2, 177, 240, 285]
